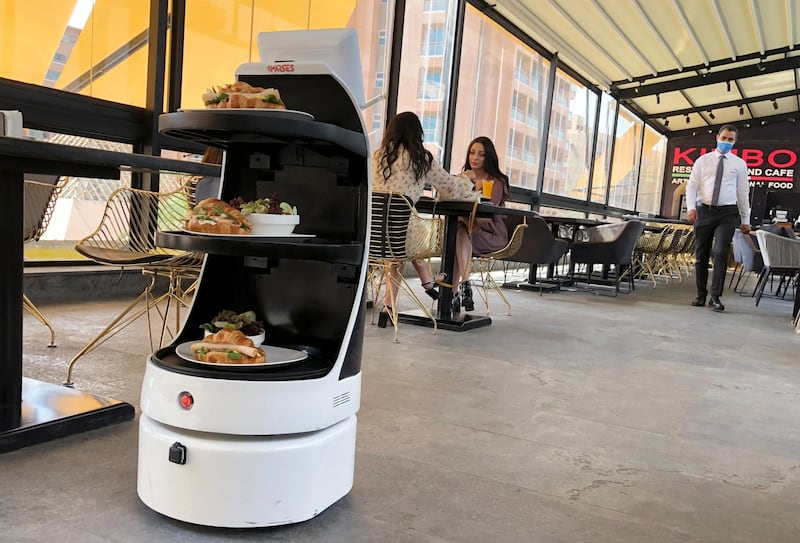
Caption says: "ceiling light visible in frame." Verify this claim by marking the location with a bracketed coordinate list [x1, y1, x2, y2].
[757, 61, 766, 72]
[772, 100, 779, 110]
[761, 120, 768, 125]
[739, 105, 744, 115]
[708, 110, 715, 120]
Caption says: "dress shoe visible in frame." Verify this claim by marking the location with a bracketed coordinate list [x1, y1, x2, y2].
[708, 296, 725, 312]
[691, 296, 706, 307]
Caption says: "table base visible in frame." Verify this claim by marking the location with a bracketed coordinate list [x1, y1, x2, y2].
[398, 309, 491, 332]
[502, 279, 563, 292]
[0, 378, 135, 453]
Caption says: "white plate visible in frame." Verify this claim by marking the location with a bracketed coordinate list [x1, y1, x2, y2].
[178, 108, 314, 120]
[175, 341, 308, 367]
[181, 229, 314, 238]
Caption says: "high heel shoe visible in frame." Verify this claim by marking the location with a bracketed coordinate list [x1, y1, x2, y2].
[421, 281, 440, 300]
[377, 306, 393, 328]
[421, 273, 447, 300]
[451, 293, 461, 318]
[461, 281, 475, 312]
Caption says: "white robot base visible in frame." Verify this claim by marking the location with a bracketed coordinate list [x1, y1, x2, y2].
[137, 413, 357, 527]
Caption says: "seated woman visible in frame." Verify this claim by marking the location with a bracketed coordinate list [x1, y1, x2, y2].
[372, 111, 478, 328]
[452, 136, 510, 312]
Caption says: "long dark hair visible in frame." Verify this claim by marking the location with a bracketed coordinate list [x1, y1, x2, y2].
[379, 112, 434, 182]
[462, 136, 508, 185]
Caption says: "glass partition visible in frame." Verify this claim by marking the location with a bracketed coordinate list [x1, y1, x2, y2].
[636, 125, 667, 215]
[181, 0, 394, 148]
[451, 4, 550, 182]
[395, 0, 459, 162]
[542, 69, 597, 200]
[607, 104, 642, 210]
[591, 92, 616, 204]
[1, 0, 149, 107]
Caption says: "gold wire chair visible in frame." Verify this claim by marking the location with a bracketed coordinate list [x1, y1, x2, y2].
[64, 177, 204, 386]
[368, 190, 443, 342]
[23, 174, 68, 347]
[471, 220, 527, 315]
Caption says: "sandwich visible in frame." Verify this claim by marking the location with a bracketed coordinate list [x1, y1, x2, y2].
[185, 198, 252, 235]
[190, 329, 266, 364]
[203, 82, 286, 110]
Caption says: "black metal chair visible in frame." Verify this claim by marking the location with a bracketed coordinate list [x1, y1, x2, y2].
[753, 229, 800, 308]
[498, 214, 569, 295]
[569, 220, 645, 295]
[730, 230, 763, 295]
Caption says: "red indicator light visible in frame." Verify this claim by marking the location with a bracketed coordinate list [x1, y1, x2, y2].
[178, 391, 194, 410]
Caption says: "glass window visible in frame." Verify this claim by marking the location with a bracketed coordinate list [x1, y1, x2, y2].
[636, 126, 667, 214]
[378, 29, 387, 46]
[424, 0, 447, 11]
[591, 92, 617, 204]
[22, 130, 134, 262]
[397, 0, 456, 162]
[421, 23, 445, 56]
[375, 72, 385, 88]
[417, 68, 443, 100]
[0, 0, 150, 107]
[541, 69, 598, 201]
[451, 4, 550, 183]
[372, 113, 382, 130]
[607, 105, 643, 210]
[421, 112, 440, 143]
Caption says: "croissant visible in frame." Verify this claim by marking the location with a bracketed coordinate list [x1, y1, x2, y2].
[190, 329, 266, 364]
[207, 329, 252, 346]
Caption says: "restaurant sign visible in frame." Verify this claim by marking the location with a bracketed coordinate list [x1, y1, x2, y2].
[661, 140, 800, 217]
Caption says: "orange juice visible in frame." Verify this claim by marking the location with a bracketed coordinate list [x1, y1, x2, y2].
[481, 179, 495, 199]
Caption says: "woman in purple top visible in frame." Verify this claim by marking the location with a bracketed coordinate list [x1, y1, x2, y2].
[452, 136, 510, 313]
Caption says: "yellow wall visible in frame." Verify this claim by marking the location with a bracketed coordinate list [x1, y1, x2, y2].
[181, 0, 355, 109]
[0, 1, 76, 85]
[0, 0, 355, 109]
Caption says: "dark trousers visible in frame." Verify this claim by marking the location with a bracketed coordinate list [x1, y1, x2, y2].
[694, 204, 739, 297]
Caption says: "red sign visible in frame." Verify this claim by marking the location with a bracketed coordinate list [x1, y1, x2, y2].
[267, 63, 295, 73]
[661, 139, 800, 217]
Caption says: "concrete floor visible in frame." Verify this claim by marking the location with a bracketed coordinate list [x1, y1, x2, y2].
[4, 270, 800, 542]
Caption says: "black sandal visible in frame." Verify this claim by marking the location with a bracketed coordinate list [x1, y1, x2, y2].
[421, 273, 447, 300]
[421, 281, 440, 300]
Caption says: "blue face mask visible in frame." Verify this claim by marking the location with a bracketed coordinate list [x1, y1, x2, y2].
[716, 141, 734, 153]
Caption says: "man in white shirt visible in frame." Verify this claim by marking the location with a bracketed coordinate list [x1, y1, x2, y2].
[685, 124, 751, 312]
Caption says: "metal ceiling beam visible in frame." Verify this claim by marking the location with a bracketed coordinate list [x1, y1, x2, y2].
[666, 111, 799, 138]
[749, 0, 766, 56]
[734, 80, 755, 119]
[611, 44, 800, 86]
[670, 0, 709, 66]
[630, 0, 683, 72]
[616, 56, 800, 99]
[588, 0, 657, 76]
[545, 0, 634, 81]
[711, 0, 737, 60]
[499, 0, 610, 87]
[646, 88, 800, 119]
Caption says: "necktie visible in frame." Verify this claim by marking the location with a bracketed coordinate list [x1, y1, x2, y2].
[711, 155, 725, 205]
